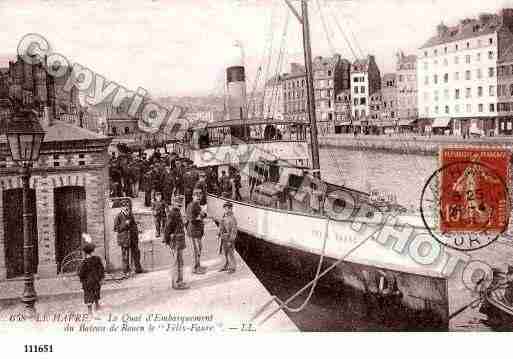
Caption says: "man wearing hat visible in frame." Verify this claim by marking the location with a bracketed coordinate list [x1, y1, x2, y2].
[164, 196, 189, 289]
[114, 203, 144, 276]
[194, 171, 208, 207]
[218, 201, 238, 273]
[186, 188, 208, 274]
[152, 191, 167, 238]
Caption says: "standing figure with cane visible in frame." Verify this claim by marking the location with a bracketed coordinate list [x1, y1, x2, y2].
[164, 197, 189, 290]
[218, 201, 238, 274]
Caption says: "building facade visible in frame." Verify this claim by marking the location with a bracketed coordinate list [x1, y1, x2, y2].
[350, 55, 381, 122]
[334, 89, 352, 133]
[0, 119, 111, 280]
[283, 63, 307, 123]
[381, 73, 397, 123]
[417, 10, 513, 136]
[396, 52, 418, 127]
[496, 44, 513, 135]
[313, 55, 351, 135]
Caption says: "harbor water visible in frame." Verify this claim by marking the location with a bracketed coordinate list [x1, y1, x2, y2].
[238, 147, 511, 331]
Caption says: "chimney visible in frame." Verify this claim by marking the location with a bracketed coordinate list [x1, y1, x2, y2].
[437, 21, 448, 37]
[500, 8, 513, 31]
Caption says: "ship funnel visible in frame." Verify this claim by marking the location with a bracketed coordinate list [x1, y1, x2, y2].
[226, 40, 247, 121]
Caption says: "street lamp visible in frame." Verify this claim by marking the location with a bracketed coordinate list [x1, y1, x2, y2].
[6, 109, 45, 317]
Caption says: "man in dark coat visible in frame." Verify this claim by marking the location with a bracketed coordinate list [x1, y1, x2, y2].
[164, 197, 189, 289]
[186, 188, 207, 274]
[161, 166, 175, 205]
[78, 242, 105, 315]
[152, 192, 167, 238]
[194, 172, 208, 206]
[220, 170, 232, 198]
[141, 168, 153, 207]
[113, 204, 144, 276]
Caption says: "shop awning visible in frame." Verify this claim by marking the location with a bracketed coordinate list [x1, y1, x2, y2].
[374, 121, 395, 127]
[398, 119, 416, 126]
[431, 117, 451, 128]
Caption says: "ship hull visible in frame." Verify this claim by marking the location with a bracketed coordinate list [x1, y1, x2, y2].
[208, 194, 450, 330]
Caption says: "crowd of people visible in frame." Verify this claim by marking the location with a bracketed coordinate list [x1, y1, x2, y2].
[73, 146, 243, 315]
[108, 147, 243, 208]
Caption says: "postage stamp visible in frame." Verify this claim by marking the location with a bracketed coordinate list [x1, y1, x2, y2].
[420, 147, 512, 251]
[439, 147, 510, 234]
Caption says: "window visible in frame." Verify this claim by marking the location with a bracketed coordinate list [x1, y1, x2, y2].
[490, 103, 495, 112]
[466, 104, 471, 113]
[444, 73, 449, 83]
[424, 76, 429, 85]
[489, 86, 495, 96]
[489, 37, 493, 45]
[454, 56, 459, 64]
[455, 88, 460, 99]
[454, 72, 459, 80]
[398, 75, 403, 82]
[435, 105, 439, 114]
[477, 68, 482, 79]
[476, 53, 481, 61]
[466, 42, 470, 49]
[434, 49, 438, 55]
[478, 86, 483, 97]
[360, 98, 366, 105]
[465, 55, 471, 64]
[354, 98, 358, 106]
[360, 86, 365, 93]
[445, 105, 450, 114]
[510, 84, 513, 96]
[444, 47, 447, 54]
[424, 106, 429, 115]
[466, 88, 471, 98]
[424, 51, 428, 57]
[465, 70, 471, 80]
[434, 74, 438, 84]
[434, 90, 439, 101]
[455, 44, 459, 50]
[444, 89, 449, 99]
[327, 70, 332, 76]
[489, 51, 494, 60]
[489, 67, 495, 77]
[455, 104, 460, 113]
[478, 104, 483, 112]
[354, 86, 358, 93]
[443, 58, 448, 66]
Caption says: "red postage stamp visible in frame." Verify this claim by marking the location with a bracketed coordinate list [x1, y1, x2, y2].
[439, 147, 511, 234]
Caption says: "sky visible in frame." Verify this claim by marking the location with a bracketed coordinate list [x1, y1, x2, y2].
[0, 0, 511, 97]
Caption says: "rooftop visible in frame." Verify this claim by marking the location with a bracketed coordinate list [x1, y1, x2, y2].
[420, 13, 502, 49]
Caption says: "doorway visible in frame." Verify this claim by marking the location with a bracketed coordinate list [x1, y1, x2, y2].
[54, 186, 86, 273]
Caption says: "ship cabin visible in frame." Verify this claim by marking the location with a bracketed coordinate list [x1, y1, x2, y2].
[179, 118, 389, 217]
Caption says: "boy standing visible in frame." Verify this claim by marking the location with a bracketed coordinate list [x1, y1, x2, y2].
[78, 242, 105, 315]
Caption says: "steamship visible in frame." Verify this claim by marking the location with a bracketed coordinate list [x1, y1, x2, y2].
[178, 0, 450, 328]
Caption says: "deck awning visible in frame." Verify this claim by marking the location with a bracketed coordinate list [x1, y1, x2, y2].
[432, 117, 451, 128]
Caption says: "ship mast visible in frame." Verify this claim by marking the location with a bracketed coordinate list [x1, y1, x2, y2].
[284, 0, 321, 178]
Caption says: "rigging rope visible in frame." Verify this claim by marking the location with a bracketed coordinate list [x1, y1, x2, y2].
[315, 0, 336, 55]
[325, 0, 358, 61]
[268, 9, 290, 120]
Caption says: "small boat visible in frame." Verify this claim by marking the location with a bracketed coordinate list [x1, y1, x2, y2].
[479, 270, 513, 329]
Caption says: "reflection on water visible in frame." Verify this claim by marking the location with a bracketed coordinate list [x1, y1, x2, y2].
[320, 148, 437, 211]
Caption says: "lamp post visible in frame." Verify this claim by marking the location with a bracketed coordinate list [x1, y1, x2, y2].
[6, 109, 45, 317]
